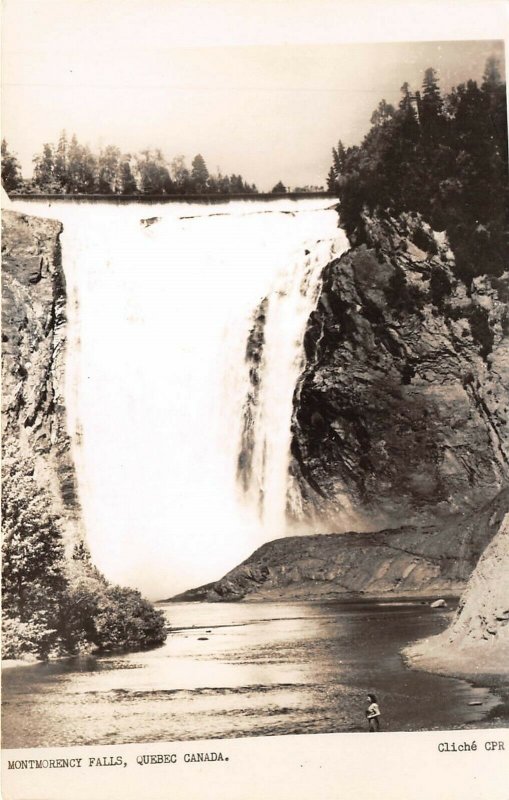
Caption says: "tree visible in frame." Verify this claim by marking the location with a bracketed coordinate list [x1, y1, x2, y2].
[191, 153, 209, 192]
[482, 55, 503, 91]
[98, 145, 121, 193]
[33, 143, 56, 190]
[171, 154, 190, 189]
[370, 99, 395, 127]
[67, 134, 84, 192]
[79, 144, 98, 193]
[135, 150, 172, 194]
[54, 130, 68, 190]
[1, 139, 23, 193]
[419, 67, 444, 141]
[119, 159, 137, 194]
[271, 180, 287, 193]
[327, 59, 508, 284]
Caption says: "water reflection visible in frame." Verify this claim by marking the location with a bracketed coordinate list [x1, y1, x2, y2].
[2, 601, 501, 748]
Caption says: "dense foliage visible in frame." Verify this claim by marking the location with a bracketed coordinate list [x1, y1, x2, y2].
[1, 132, 258, 196]
[328, 58, 508, 284]
[1, 139, 22, 192]
[1, 447, 167, 659]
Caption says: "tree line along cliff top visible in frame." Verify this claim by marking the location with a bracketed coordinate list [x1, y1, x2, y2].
[327, 57, 508, 286]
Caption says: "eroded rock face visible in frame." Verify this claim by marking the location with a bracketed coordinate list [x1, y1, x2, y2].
[405, 511, 509, 675]
[290, 212, 509, 531]
[449, 513, 509, 642]
[171, 487, 508, 603]
[2, 209, 81, 546]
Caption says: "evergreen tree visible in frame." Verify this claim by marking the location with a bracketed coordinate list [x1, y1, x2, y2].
[327, 59, 508, 284]
[33, 143, 56, 190]
[482, 55, 503, 91]
[419, 67, 444, 141]
[1, 139, 23, 193]
[191, 153, 209, 191]
[67, 134, 83, 192]
[271, 180, 287, 193]
[370, 100, 395, 127]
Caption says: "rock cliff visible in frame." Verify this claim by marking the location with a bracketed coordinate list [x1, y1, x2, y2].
[171, 487, 508, 602]
[405, 511, 509, 675]
[290, 212, 509, 532]
[2, 209, 81, 547]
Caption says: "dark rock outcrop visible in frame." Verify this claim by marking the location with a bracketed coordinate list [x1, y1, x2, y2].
[290, 212, 509, 532]
[2, 209, 81, 547]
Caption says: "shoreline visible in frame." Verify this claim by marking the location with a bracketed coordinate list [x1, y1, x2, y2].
[162, 592, 461, 605]
[402, 638, 509, 729]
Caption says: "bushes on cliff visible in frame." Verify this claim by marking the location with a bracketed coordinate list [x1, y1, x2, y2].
[2, 448, 67, 657]
[1, 446, 167, 659]
[328, 57, 508, 286]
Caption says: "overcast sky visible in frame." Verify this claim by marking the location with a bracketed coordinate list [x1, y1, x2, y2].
[1, 1, 506, 190]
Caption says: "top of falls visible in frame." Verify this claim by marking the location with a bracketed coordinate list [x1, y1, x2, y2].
[9, 195, 339, 226]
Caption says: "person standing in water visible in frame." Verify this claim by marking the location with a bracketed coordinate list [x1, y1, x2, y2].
[366, 693, 381, 731]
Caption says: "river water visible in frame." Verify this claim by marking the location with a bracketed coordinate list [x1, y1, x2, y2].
[2, 600, 499, 749]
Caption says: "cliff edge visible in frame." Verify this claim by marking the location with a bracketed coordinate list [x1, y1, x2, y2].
[2, 209, 81, 545]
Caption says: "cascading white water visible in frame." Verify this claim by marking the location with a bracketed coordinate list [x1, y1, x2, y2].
[11, 197, 348, 599]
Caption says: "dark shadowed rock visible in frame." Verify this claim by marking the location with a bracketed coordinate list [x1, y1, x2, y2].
[2, 209, 82, 547]
[290, 212, 509, 532]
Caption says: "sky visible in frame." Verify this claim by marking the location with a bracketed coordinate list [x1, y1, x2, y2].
[1, 1, 506, 190]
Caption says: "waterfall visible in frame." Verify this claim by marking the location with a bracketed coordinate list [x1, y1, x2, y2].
[11, 197, 348, 599]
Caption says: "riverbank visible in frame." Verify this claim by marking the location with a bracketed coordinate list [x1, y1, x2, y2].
[402, 641, 509, 730]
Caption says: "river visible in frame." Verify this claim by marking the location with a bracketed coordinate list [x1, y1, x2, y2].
[2, 600, 500, 749]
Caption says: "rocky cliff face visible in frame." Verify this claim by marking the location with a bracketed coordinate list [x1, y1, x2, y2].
[172, 487, 508, 602]
[405, 511, 509, 675]
[290, 212, 509, 532]
[2, 209, 81, 547]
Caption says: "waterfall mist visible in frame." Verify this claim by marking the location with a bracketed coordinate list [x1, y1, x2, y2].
[11, 197, 348, 599]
